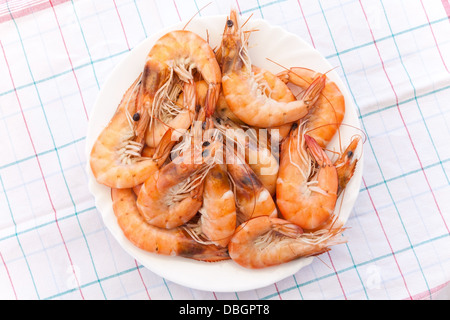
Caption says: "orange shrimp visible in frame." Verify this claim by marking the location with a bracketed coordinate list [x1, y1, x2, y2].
[228, 216, 345, 269]
[136, 131, 222, 229]
[214, 65, 296, 127]
[140, 30, 221, 147]
[199, 164, 237, 247]
[334, 136, 361, 196]
[276, 123, 338, 230]
[213, 117, 279, 196]
[220, 9, 325, 128]
[277, 67, 345, 148]
[90, 75, 168, 189]
[112, 188, 229, 262]
[226, 147, 278, 224]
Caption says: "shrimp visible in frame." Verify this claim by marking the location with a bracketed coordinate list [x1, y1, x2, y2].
[228, 216, 345, 269]
[140, 30, 221, 145]
[334, 136, 361, 196]
[226, 147, 278, 224]
[276, 123, 338, 230]
[198, 164, 237, 247]
[112, 188, 229, 262]
[90, 75, 168, 189]
[214, 117, 279, 196]
[136, 130, 222, 229]
[277, 67, 345, 148]
[220, 9, 325, 128]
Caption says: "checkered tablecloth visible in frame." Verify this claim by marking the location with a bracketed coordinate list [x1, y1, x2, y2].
[1, 0, 449, 300]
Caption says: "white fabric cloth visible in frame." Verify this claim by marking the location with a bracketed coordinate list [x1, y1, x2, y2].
[0, 0, 449, 300]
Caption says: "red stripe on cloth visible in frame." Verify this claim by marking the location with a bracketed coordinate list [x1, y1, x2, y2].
[0, 40, 85, 300]
[326, 251, 347, 299]
[441, 0, 450, 20]
[135, 260, 151, 300]
[113, 0, 131, 51]
[409, 281, 450, 300]
[235, 0, 242, 15]
[172, 0, 181, 21]
[297, 0, 316, 49]
[0, 0, 70, 23]
[0, 252, 17, 299]
[421, 0, 449, 73]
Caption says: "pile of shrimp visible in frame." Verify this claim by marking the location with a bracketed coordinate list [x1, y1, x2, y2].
[89, 9, 363, 269]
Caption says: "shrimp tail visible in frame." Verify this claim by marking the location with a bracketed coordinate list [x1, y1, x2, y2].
[152, 128, 178, 167]
[176, 234, 230, 262]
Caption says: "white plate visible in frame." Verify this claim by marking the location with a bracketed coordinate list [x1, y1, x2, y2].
[85, 14, 364, 292]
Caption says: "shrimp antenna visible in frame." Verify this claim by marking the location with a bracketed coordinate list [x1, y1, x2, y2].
[241, 12, 254, 29]
[183, 2, 213, 30]
[305, 123, 366, 151]
[265, 57, 290, 72]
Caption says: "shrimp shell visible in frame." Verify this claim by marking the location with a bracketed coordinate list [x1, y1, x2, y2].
[90, 77, 160, 189]
[228, 216, 345, 269]
[112, 188, 229, 262]
[220, 9, 325, 128]
[200, 164, 237, 247]
[276, 125, 338, 230]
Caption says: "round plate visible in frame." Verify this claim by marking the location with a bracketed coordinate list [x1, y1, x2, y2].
[86, 14, 363, 292]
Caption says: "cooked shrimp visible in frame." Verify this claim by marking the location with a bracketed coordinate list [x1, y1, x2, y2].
[214, 117, 279, 196]
[226, 147, 278, 224]
[198, 164, 237, 247]
[90, 76, 167, 189]
[136, 131, 222, 229]
[278, 67, 345, 148]
[228, 216, 345, 269]
[276, 123, 338, 230]
[112, 188, 229, 262]
[334, 136, 361, 196]
[215, 65, 295, 125]
[141, 30, 221, 133]
[220, 9, 325, 128]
